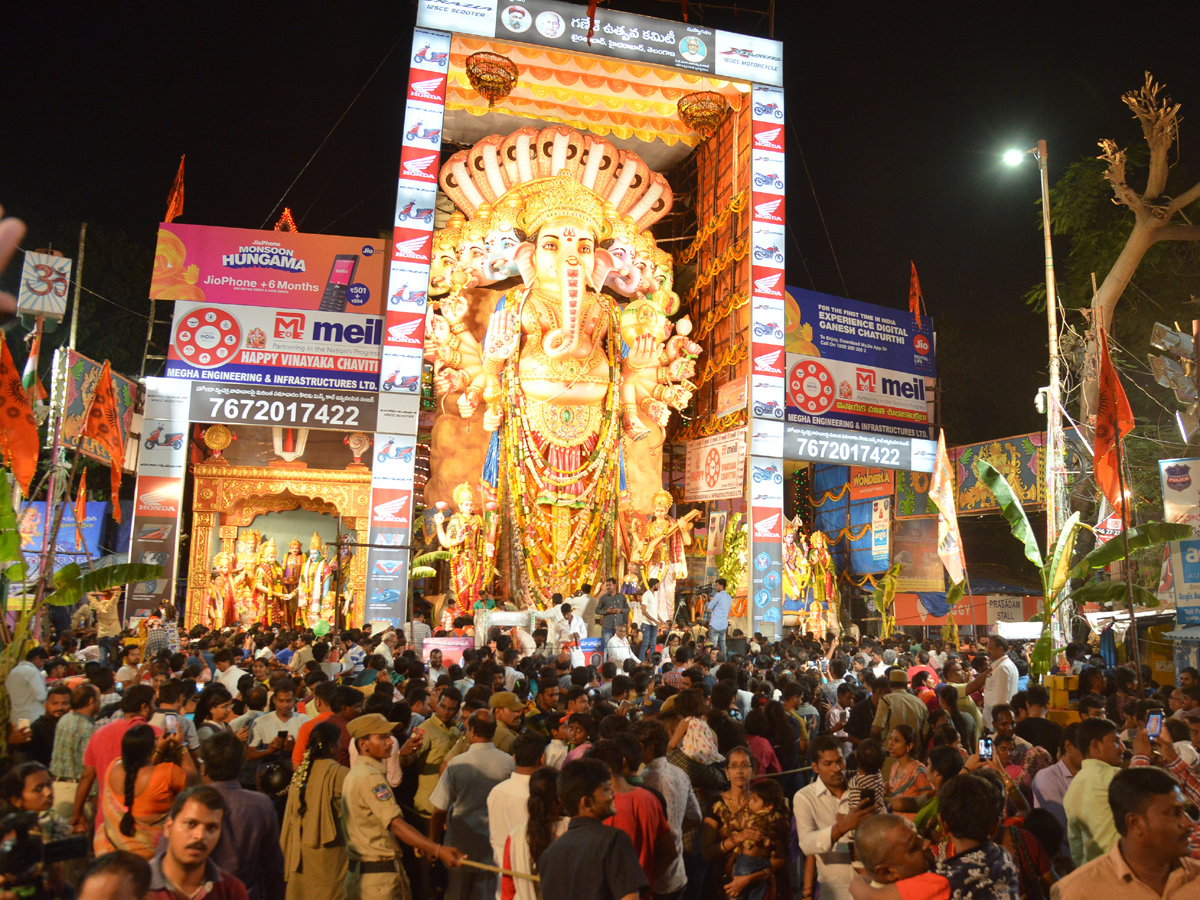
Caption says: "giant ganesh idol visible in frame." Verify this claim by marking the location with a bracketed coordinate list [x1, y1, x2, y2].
[425, 126, 701, 602]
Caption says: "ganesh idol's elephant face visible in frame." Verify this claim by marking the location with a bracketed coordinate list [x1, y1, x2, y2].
[514, 216, 616, 359]
[603, 239, 641, 296]
[457, 235, 491, 283]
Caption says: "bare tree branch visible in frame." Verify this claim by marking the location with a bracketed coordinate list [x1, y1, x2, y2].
[1169, 178, 1200, 213]
[1153, 224, 1200, 242]
[1123, 72, 1181, 199]
[1098, 140, 1142, 211]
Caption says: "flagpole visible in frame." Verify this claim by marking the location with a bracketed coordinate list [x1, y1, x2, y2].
[1113, 423, 1143, 697]
[68, 222, 87, 351]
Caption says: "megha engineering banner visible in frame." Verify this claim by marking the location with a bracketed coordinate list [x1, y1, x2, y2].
[150, 223, 388, 315]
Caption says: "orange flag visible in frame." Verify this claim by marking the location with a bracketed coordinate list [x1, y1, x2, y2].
[1094, 328, 1134, 517]
[74, 467, 88, 551]
[929, 429, 966, 586]
[0, 338, 39, 495]
[165, 155, 185, 224]
[82, 362, 125, 523]
[909, 261, 924, 325]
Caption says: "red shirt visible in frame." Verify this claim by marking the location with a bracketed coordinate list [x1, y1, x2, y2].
[291, 711, 332, 767]
[604, 787, 670, 898]
[83, 715, 161, 829]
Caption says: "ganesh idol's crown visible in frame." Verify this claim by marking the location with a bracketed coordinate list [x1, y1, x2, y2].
[518, 174, 608, 238]
[439, 124, 673, 232]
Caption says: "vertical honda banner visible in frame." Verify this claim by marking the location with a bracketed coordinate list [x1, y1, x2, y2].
[126, 378, 190, 617]
[748, 456, 785, 636]
[748, 83, 787, 638]
[377, 25, 448, 435]
[366, 433, 417, 625]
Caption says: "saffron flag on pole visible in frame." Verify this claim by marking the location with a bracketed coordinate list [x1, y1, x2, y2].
[1094, 328, 1134, 516]
[909, 261, 924, 325]
[74, 467, 87, 551]
[929, 429, 966, 586]
[0, 338, 39, 495]
[81, 361, 125, 523]
[164, 155, 185, 224]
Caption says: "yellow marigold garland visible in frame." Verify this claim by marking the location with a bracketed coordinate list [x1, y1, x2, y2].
[677, 191, 748, 265]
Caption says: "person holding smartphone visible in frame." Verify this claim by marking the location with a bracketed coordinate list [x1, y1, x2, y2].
[247, 679, 309, 770]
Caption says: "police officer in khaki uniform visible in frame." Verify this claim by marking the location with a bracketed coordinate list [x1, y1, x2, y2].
[489, 692, 525, 753]
[342, 713, 463, 899]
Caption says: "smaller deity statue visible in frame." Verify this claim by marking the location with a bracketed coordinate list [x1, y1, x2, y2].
[232, 529, 261, 616]
[209, 553, 239, 629]
[634, 489, 699, 627]
[300, 532, 333, 628]
[325, 533, 355, 627]
[435, 483, 494, 616]
[281, 538, 305, 627]
[254, 538, 292, 627]
[808, 531, 838, 633]
[782, 529, 811, 607]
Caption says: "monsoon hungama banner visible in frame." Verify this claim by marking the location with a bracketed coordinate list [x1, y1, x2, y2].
[150, 223, 388, 315]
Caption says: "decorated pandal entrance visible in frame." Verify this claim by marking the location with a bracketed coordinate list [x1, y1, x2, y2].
[185, 451, 370, 631]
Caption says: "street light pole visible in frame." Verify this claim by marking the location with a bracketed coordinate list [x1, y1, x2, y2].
[1009, 140, 1066, 642]
[1035, 141, 1063, 560]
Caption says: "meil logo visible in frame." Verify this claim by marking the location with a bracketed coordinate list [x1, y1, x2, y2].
[856, 368, 876, 392]
[274, 313, 305, 340]
[881, 376, 926, 400]
[313, 319, 382, 344]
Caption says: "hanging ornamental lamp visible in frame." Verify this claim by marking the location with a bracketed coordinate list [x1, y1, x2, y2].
[465, 52, 519, 108]
[678, 91, 730, 138]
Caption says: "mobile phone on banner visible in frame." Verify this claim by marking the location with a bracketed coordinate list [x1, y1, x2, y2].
[319, 254, 359, 312]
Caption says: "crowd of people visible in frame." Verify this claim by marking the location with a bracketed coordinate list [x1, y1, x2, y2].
[4, 582, 1200, 900]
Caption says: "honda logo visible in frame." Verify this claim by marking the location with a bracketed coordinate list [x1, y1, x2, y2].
[754, 199, 783, 221]
[754, 349, 782, 373]
[752, 511, 781, 537]
[386, 319, 422, 345]
[753, 272, 783, 297]
[409, 75, 445, 102]
[401, 153, 437, 179]
[393, 235, 431, 261]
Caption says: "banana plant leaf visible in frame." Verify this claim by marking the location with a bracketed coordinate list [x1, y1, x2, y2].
[974, 460, 1044, 573]
[1069, 578, 1161, 609]
[1070, 522, 1193, 578]
[45, 564, 165, 607]
[0, 499, 27, 582]
[411, 566, 438, 579]
[412, 551, 452, 569]
[1047, 513, 1084, 597]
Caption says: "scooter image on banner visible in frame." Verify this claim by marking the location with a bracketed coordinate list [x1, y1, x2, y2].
[396, 200, 435, 224]
[413, 45, 449, 66]
[376, 439, 415, 463]
[389, 286, 428, 307]
[404, 122, 442, 144]
[381, 371, 420, 392]
[144, 425, 184, 450]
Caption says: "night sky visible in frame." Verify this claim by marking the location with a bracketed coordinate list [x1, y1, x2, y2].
[2, 2, 1199, 444]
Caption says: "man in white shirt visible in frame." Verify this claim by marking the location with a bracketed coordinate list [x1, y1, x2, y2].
[559, 603, 588, 668]
[212, 649, 248, 694]
[605, 623, 639, 666]
[114, 645, 143, 689]
[426, 648, 449, 685]
[793, 735, 875, 900]
[247, 679, 309, 763]
[6, 647, 48, 726]
[573, 584, 598, 638]
[632, 580, 662, 664]
[486, 732, 544, 897]
[404, 608, 432, 657]
[961, 633, 1020, 730]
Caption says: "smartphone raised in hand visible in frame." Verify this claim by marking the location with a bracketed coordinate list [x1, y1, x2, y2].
[1147, 710, 1164, 739]
[979, 737, 994, 761]
[164, 713, 179, 735]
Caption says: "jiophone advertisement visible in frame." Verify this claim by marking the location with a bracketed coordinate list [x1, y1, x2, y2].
[151, 223, 388, 315]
